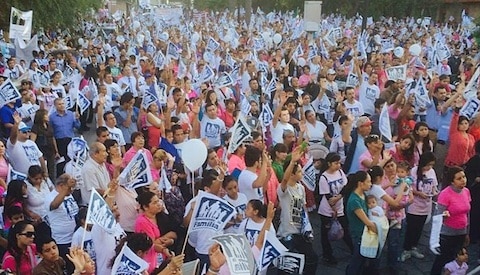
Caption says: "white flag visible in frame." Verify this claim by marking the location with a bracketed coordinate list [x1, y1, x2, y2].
[379, 104, 392, 142]
[141, 90, 158, 110]
[200, 65, 215, 83]
[214, 72, 234, 88]
[264, 78, 277, 99]
[154, 51, 165, 68]
[274, 252, 305, 274]
[86, 189, 116, 233]
[211, 234, 255, 275]
[460, 97, 480, 120]
[167, 41, 180, 60]
[0, 79, 21, 107]
[77, 92, 91, 115]
[206, 37, 220, 52]
[228, 115, 252, 153]
[119, 150, 153, 190]
[385, 65, 407, 81]
[464, 66, 480, 100]
[301, 157, 316, 191]
[111, 243, 149, 275]
[159, 166, 172, 193]
[292, 44, 304, 61]
[259, 103, 274, 128]
[157, 82, 168, 104]
[257, 230, 288, 271]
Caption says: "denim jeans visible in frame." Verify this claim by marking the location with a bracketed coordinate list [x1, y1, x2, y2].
[345, 237, 365, 275]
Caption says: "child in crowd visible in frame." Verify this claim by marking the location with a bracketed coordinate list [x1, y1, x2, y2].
[71, 207, 96, 262]
[367, 195, 385, 218]
[387, 162, 413, 228]
[444, 248, 468, 275]
[222, 176, 248, 233]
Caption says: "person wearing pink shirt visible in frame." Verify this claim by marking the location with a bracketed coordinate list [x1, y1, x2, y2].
[227, 143, 246, 178]
[122, 132, 153, 168]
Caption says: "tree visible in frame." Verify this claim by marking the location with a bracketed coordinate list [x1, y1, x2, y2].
[0, 0, 102, 32]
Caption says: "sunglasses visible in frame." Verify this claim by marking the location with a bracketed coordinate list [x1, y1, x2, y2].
[19, 231, 35, 238]
[21, 130, 31, 134]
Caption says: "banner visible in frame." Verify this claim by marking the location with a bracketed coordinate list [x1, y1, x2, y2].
[86, 189, 116, 233]
[189, 191, 236, 233]
[67, 137, 89, 168]
[274, 252, 305, 274]
[380, 38, 394, 53]
[228, 115, 252, 153]
[211, 234, 255, 275]
[156, 82, 168, 104]
[257, 230, 288, 271]
[9, 8, 33, 40]
[14, 35, 38, 65]
[0, 79, 21, 107]
[379, 104, 392, 142]
[119, 150, 153, 190]
[385, 65, 407, 81]
[302, 157, 316, 191]
[110, 243, 150, 275]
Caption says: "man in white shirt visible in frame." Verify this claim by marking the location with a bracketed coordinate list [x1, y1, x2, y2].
[271, 91, 295, 145]
[343, 86, 365, 125]
[200, 103, 226, 149]
[80, 142, 111, 205]
[7, 115, 47, 175]
[104, 73, 123, 109]
[238, 146, 270, 201]
[359, 72, 380, 116]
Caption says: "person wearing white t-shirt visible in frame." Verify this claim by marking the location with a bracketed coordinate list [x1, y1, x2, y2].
[7, 116, 46, 176]
[359, 72, 380, 116]
[238, 146, 270, 202]
[200, 103, 226, 149]
[271, 93, 295, 145]
[343, 87, 365, 125]
[104, 73, 123, 109]
[45, 174, 79, 274]
[97, 110, 126, 154]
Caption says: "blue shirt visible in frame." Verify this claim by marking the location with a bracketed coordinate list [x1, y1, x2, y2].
[0, 104, 15, 137]
[49, 110, 80, 139]
[348, 136, 366, 174]
[437, 108, 454, 142]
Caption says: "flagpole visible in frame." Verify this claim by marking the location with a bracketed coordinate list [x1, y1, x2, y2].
[80, 204, 91, 250]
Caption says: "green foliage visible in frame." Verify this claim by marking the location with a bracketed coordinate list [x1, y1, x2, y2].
[0, 0, 102, 32]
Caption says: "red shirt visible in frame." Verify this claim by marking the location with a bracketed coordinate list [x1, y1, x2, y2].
[445, 112, 475, 166]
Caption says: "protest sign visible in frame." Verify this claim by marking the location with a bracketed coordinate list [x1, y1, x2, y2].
[274, 252, 305, 274]
[86, 189, 116, 233]
[6, 165, 27, 183]
[214, 72, 234, 89]
[189, 191, 236, 233]
[78, 92, 91, 115]
[385, 65, 407, 81]
[110, 243, 149, 275]
[119, 150, 152, 190]
[0, 79, 21, 107]
[257, 230, 288, 271]
[228, 115, 252, 153]
[460, 97, 480, 120]
[211, 234, 255, 275]
[9, 7, 33, 40]
[302, 157, 316, 191]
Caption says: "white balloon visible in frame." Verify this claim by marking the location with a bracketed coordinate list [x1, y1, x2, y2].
[133, 21, 141, 29]
[409, 44, 421, 56]
[393, 47, 404, 58]
[160, 32, 169, 41]
[192, 32, 200, 43]
[297, 57, 306, 67]
[273, 33, 282, 44]
[78, 38, 84, 46]
[181, 139, 208, 171]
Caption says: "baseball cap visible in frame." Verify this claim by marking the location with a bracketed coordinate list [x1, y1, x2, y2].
[18, 122, 31, 132]
[356, 116, 373, 128]
[327, 68, 336, 75]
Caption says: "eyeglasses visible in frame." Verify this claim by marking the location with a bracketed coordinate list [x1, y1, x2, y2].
[19, 232, 35, 238]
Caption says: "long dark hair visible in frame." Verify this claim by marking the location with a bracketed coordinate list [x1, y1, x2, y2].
[5, 180, 26, 210]
[7, 221, 33, 272]
[397, 134, 415, 162]
[109, 233, 153, 268]
[248, 199, 266, 218]
[341, 171, 369, 201]
[320, 153, 341, 175]
[416, 151, 436, 188]
[413, 122, 432, 154]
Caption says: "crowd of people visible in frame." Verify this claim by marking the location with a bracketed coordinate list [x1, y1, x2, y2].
[0, 3, 479, 275]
